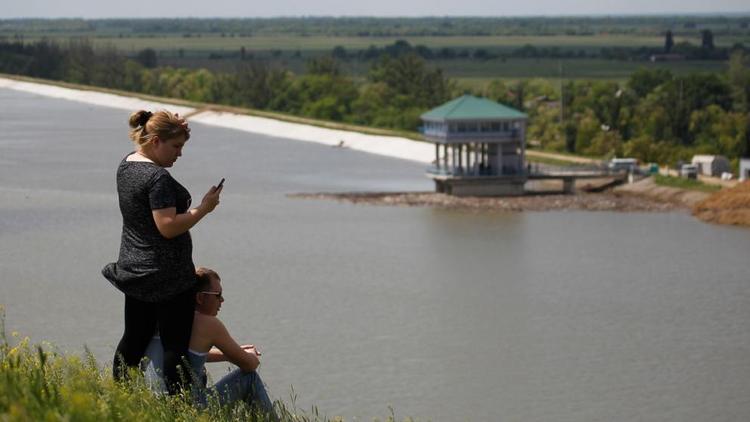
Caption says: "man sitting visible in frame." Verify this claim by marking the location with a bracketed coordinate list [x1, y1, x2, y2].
[143, 267, 276, 419]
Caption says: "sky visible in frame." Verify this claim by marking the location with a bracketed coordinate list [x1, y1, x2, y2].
[2, 0, 749, 19]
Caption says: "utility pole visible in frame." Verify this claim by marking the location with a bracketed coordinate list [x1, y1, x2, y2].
[559, 60, 564, 124]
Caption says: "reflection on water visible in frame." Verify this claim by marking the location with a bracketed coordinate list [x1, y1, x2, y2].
[1, 89, 749, 421]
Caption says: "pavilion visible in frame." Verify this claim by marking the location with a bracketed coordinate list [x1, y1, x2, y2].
[421, 95, 528, 196]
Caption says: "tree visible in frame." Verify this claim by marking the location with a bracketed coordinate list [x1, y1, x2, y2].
[728, 50, 750, 113]
[664, 30, 674, 53]
[331, 46, 347, 59]
[93, 45, 127, 88]
[306, 56, 341, 76]
[65, 38, 96, 84]
[136, 48, 158, 68]
[574, 109, 601, 153]
[368, 53, 453, 109]
[233, 61, 290, 109]
[26, 38, 64, 79]
[628, 68, 672, 98]
[701, 29, 714, 50]
[689, 105, 748, 157]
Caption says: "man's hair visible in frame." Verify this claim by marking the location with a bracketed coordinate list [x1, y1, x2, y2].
[195, 267, 220, 293]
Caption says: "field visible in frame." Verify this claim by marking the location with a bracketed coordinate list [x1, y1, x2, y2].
[104, 35, 743, 83]
[6, 15, 749, 85]
[0, 16, 750, 89]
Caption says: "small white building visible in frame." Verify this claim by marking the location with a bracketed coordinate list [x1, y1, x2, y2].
[691, 155, 731, 177]
[740, 158, 750, 181]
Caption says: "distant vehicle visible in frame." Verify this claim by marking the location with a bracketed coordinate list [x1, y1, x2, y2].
[608, 158, 639, 173]
[680, 164, 698, 179]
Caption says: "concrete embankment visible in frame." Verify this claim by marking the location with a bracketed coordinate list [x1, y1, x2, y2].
[0, 75, 433, 164]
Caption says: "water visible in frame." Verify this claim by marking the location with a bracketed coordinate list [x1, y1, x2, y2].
[1, 88, 749, 421]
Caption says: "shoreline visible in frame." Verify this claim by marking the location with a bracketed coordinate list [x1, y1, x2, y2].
[289, 189, 682, 212]
[291, 178, 713, 213]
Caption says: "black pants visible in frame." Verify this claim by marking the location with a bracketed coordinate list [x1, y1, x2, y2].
[113, 287, 195, 394]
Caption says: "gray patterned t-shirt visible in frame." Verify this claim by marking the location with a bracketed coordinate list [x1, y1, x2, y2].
[102, 154, 196, 302]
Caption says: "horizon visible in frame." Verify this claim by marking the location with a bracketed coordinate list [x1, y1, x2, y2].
[3, 0, 750, 20]
[3, 12, 750, 20]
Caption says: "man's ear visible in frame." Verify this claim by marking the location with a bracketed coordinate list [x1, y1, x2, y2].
[195, 292, 203, 305]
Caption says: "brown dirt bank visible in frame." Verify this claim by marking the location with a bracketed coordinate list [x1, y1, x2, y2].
[692, 181, 750, 227]
[288, 191, 679, 212]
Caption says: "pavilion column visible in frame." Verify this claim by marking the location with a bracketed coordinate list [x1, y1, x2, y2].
[443, 144, 449, 173]
[474, 144, 482, 173]
[498, 143, 504, 175]
[435, 143, 440, 171]
[458, 144, 463, 174]
[452, 145, 456, 174]
[482, 143, 487, 174]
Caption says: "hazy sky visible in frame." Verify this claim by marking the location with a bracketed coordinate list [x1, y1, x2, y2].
[3, 0, 749, 19]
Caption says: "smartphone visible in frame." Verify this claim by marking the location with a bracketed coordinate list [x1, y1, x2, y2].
[217, 178, 225, 189]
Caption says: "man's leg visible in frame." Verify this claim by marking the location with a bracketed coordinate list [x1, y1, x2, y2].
[213, 369, 276, 418]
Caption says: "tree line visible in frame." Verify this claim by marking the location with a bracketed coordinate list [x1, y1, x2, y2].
[1, 38, 749, 167]
[2, 16, 749, 37]
[506, 55, 750, 167]
[0, 38, 453, 131]
[330, 35, 743, 62]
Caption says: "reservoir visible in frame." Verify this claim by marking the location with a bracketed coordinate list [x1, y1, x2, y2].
[1, 88, 749, 421]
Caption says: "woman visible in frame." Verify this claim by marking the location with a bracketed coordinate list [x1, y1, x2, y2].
[102, 110, 222, 394]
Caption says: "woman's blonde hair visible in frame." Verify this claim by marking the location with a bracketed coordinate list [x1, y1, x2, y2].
[128, 110, 190, 146]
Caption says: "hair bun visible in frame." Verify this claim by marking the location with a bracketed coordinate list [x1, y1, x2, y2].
[128, 110, 153, 128]
[138, 111, 153, 127]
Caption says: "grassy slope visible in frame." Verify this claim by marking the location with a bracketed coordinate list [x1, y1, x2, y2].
[0, 333, 341, 421]
[653, 174, 722, 193]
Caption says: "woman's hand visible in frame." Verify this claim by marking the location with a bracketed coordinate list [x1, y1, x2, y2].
[199, 185, 222, 214]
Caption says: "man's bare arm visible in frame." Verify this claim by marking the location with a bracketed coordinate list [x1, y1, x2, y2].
[208, 318, 260, 371]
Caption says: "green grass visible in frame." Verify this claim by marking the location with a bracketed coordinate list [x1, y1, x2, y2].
[0, 313, 409, 422]
[653, 174, 722, 193]
[526, 154, 583, 167]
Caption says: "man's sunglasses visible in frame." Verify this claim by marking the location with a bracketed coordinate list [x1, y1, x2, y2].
[200, 291, 223, 300]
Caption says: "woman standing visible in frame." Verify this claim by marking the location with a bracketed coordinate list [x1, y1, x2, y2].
[102, 110, 222, 394]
